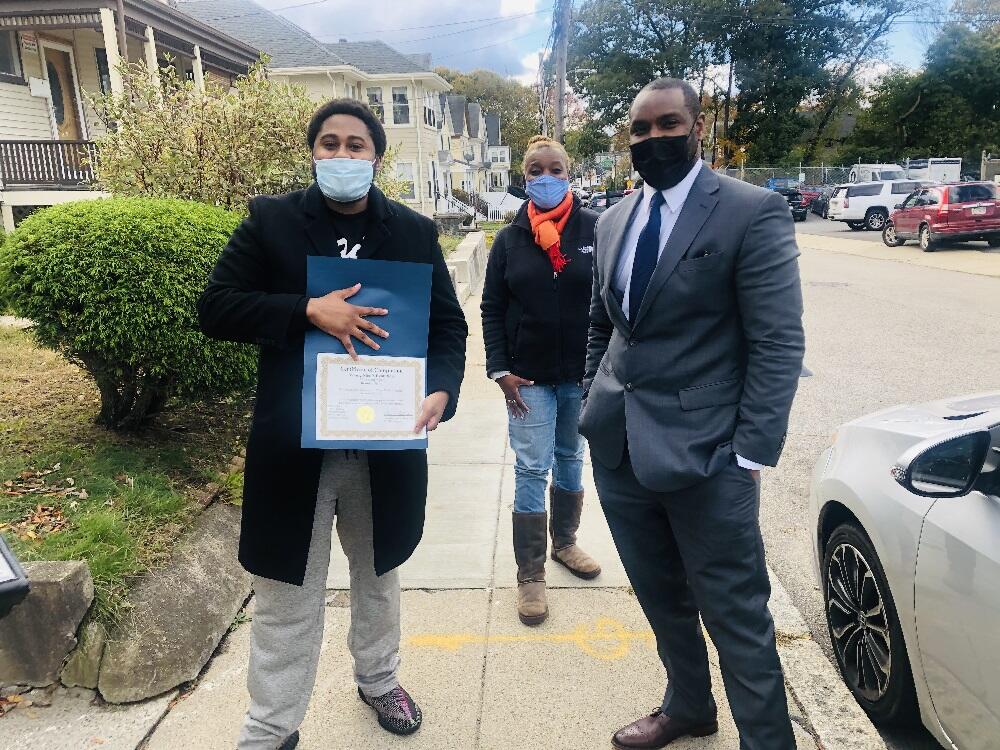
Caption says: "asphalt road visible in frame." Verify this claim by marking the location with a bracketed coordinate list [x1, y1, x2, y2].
[762, 231, 1000, 749]
[795, 210, 885, 242]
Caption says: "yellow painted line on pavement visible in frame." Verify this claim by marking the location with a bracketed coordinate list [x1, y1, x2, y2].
[407, 618, 655, 661]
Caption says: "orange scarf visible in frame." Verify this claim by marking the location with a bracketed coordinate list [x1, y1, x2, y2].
[527, 192, 574, 273]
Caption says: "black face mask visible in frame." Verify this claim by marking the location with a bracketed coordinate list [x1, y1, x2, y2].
[629, 127, 698, 190]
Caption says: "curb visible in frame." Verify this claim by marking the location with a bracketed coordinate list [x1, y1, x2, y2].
[769, 567, 887, 749]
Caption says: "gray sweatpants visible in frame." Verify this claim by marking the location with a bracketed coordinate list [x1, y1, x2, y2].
[238, 451, 401, 750]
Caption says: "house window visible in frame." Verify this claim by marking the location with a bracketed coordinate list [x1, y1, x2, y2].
[392, 86, 410, 125]
[95, 48, 112, 94]
[423, 105, 435, 127]
[396, 161, 415, 199]
[366, 87, 384, 122]
[0, 31, 22, 80]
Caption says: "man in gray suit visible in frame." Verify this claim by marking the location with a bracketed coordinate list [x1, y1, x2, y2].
[579, 78, 804, 749]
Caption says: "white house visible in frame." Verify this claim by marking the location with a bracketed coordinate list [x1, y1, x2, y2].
[0, 0, 259, 232]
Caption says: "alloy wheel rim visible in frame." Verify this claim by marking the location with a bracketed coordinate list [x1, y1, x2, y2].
[884, 225, 897, 244]
[870, 213, 886, 229]
[826, 543, 892, 702]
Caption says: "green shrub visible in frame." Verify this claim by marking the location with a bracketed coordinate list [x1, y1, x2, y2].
[0, 197, 255, 430]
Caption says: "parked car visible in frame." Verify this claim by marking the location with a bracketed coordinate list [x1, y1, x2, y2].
[776, 188, 808, 221]
[765, 176, 800, 191]
[797, 185, 823, 209]
[811, 186, 837, 218]
[827, 180, 924, 231]
[883, 182, 1000, 251]
[589, 191, 625, 213]
[809, 393, 1000, 747]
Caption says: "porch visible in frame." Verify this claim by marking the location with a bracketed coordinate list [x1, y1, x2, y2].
[0, 0, 259, 230]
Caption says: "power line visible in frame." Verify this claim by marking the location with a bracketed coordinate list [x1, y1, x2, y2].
[434, 29, 549, 61]
[341, 11, 552, 47]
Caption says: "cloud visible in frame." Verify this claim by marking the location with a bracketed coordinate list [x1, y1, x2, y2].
[255, 0, 550, 78]
[514, 50, 542, 85]
[500, 0, 538, 15]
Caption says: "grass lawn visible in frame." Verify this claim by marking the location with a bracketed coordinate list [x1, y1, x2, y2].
[0, 326, 249, 626]
[439, 234, 463, 257]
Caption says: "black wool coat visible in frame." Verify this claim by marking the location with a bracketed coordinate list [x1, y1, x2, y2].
[481, 196, 597, 384]
[198, 184, 468, 585]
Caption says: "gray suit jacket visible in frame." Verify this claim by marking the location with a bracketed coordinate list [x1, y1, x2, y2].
[579, 167, 805, 492]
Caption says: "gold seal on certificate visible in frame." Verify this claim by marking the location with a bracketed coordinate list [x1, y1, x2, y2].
[315, 354, 426, 441]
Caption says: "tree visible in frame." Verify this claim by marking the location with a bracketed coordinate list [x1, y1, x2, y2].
[801, 0, 927, 164]
[569, 0, 854, 164]
[842, 24, 1000, 164]
[90, 58, 404, 214]
[564, 120, 611, 163]
[434, 67, 539, 174]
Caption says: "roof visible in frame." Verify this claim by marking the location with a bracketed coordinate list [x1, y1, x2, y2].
[326, 41, 428, 75]
[447, 95, 467, 137]
[485, 113, 501, 146]
[466, 103, 481, 139]
[178, 0, 345, 69]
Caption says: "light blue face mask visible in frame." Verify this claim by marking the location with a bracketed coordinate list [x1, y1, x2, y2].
[526, 174, 570, 210]
[314, 157, 375, 203]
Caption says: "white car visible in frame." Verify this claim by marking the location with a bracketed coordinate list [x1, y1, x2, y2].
[827, 180, 924, 231]
[809, 393, 1000, 748]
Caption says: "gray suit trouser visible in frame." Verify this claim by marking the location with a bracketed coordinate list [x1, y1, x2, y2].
[595, 451, 795, 750]
[238, 451, 401, 750]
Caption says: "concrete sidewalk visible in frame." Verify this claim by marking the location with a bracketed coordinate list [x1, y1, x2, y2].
[1, 291, 884, 750]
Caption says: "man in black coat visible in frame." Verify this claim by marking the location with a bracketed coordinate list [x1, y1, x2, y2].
[198, 99, 467, 749]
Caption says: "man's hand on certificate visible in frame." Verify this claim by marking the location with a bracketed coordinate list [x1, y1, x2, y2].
[306, 283, 389, 360]
[414, 391, 449, 434]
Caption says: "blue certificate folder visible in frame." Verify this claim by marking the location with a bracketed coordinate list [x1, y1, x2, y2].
[302, 256, 432, 450]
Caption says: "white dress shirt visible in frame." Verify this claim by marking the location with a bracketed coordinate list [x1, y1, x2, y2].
[611, 159, 763, 472]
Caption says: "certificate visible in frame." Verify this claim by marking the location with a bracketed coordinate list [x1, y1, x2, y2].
[315, 354, 426, 441]
[301, 256, 432, 450]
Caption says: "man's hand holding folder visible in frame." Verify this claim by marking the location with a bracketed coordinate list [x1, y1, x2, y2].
[306, 282, 389, 360]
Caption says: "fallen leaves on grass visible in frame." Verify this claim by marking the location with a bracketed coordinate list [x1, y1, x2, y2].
[0, 504, 69, 541]
[2, 464, 89, 502]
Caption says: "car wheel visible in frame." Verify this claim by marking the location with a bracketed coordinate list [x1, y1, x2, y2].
[988, 236, 1000, 248]
[824, 523, 919, 726]
[882, 223, 905, 247]
[919, 225, 936, 252]
[848, 221, 865, 231]
[865, 209, 888, 231]
[822, 206, 829, 219]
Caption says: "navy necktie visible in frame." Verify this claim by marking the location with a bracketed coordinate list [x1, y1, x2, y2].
[629, 190, 665, 321]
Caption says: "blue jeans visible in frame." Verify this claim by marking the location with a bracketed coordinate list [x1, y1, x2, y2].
[508, 382, 585, 514]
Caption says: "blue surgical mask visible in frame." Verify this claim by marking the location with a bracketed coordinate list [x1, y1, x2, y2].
[526, 174, 570, 210]
[314, 157, 374, 203]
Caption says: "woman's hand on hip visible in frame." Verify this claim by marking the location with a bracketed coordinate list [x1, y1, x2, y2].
[306, 283, 389, 360]
[497, 374, 533, 419]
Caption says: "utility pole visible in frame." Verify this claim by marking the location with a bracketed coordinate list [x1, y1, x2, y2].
[537, 51, 548, 137]
[553, 0, 571, 142]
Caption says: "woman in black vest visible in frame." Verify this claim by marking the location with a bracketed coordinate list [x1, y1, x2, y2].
[199, 98, 467, 749]
[481, 135, 601, 627]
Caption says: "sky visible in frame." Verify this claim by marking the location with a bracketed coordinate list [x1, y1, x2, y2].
[255, 0, 931, 85]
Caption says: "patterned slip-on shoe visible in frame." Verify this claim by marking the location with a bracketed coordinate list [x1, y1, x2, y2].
[358, 685, 423, 736]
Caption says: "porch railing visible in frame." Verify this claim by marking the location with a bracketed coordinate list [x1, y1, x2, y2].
[0, 140, 99, 188]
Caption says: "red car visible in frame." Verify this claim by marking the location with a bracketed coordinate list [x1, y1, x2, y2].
[883, 182, 1000, 251]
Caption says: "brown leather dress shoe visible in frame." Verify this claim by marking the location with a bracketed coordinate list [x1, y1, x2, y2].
[611, 709, 719, 749]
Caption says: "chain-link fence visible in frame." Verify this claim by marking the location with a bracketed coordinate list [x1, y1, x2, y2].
[719, 166, 852, 187]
